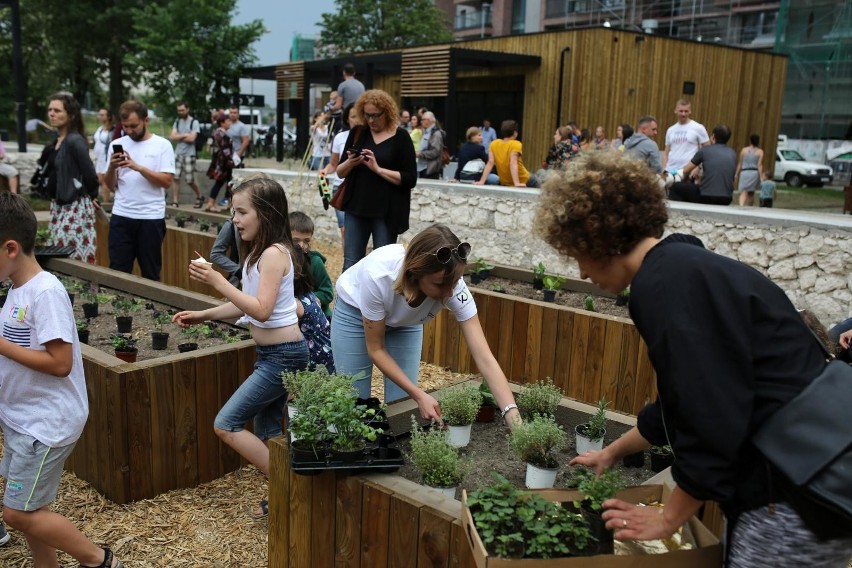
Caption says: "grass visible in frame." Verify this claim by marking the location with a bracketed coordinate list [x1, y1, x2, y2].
[773, 185, 846, 211]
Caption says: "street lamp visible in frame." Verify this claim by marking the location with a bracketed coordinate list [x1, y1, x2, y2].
[480, 2, 491, 39]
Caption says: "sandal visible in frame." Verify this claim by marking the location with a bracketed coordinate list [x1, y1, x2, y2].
[251, 499, 269, 521]
[193, 196, 204, 209]
[204, 205, 223, 213]
[170, 202, 180, 208]
[80, 547, 124, 568]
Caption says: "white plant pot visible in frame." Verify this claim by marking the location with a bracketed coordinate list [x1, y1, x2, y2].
[575, 424, 605, 455]
[426, 484, 458, 499]
[525, 462, 558, 489]
[287, 405, 299, 442]
[447, 423, 472, 448]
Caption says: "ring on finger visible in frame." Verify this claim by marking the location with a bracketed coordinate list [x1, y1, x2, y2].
[622, 519, 628, 528]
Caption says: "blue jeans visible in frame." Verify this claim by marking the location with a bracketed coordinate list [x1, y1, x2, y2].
[309, 156, 330, 171]
[330, 299, 422, 402]
[331, 185, 345, 228]
[214, 340, 309, 440]
[342, 212, 397, 272]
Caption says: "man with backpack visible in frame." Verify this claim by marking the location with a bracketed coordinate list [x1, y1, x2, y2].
[169, 102, 204, 208]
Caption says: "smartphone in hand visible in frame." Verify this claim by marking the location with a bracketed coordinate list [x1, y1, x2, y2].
[113, 144, 124, 155]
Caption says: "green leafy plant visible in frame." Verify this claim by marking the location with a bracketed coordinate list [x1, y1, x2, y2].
[61, 277, 83, 294]
[584, 295, 597, 312]
[619, 287, 630, 299]
[198, 219, 210, 232]
[467, 473, 593, 559]
[532, 262, 546, 280]
[111, 334, 137, 352]
[509, 414, 567, 469]
[650, 444, 673, 456]
[407, 417, 469, 488]
[578, 398, 608, 441]
[75, 319, 89, 332]
[153, 311, 172, 331]
[112, 296, 145, 316]
[516, 377, 562, 420]
[439, 385, 482, 426]
[479, 381, 497, 408]
[35, 226, 51, 247]
[491, 283, 506, 293]
[472, 257, 494, 275]
[81, 287, 114, 305]
[571, 468, 625, 512]
[542, 275, 565, 291]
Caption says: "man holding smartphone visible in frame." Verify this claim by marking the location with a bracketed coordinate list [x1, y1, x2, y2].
[104, 100, 175, 281]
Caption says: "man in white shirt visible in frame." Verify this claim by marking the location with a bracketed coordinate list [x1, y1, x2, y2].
[104, 100, 175, 281]
[661, 99, 710, 179]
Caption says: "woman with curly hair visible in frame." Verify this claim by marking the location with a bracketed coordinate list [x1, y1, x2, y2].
[335, 89, 417, 270]
[536, 152, 852, 566]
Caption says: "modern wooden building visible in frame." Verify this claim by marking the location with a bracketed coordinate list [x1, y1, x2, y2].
[258, 27, 787, 169]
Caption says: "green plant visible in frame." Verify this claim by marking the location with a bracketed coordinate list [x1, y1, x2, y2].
[580, 398, 608, 440]
[491, 283, 506, 293]
[516, 377, 562, 420]
[472, 257, 494, 275]
[0, 281, 10, 295]
[61, 277, 83, 294]
[407, 417, 469, 488]
[112, 296, 144, 316]
[467, 473, 593, 559]
[111, 334, 137, 352]
[479, 381, 497, 408]
[584, 295, 597, 312]
[509, 414, 567, 468]
[542, 275, 565, 291]
[81, 287, 114, 305]
[198, 219, 210, 232]
[75, 319, 89, 332]
[619, 287, 630, 299]
[532, 262, 546, 280]
[650, 444, 672, 456]
[35, 226, 51, 247]
[440, 385, 482, 426]
[153, 311, 172, 330]
[571, 468, 625, 512]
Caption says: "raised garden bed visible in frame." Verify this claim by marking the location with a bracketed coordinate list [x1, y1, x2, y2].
[42, 257, 256, 504]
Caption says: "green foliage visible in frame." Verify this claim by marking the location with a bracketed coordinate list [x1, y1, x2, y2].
[479, 381, 497, 408]
[112, 296, 144, 316]
[467, 473, 593, 559]
[580, 398, 608, 441]
[61, 277, 83, 293]
[619, 286, 630, 298]
[532, 262, 546, 279]
[75, 318, 89, 332]
[35, 227, 51, 247]
[516, 378, 562, 420]
[491, 283, 506, 293]
[198, 219, 210, 232]
[175, 212, 188, 222]
[650, 444, 673, 456]
[542, 275, 565, 291]
[153, 311, 172, 330]
[81, 288, 114, 305]
[407, 417, 469, 488]
[571, 468, 625, 512]
[318, 0, 453, 56]
[584, 295, 597, 312]
[111, 334, 136, 352]
[472, 257, 494, 275]
[509, 414, 567, 469]
[440, 385, 482, 426]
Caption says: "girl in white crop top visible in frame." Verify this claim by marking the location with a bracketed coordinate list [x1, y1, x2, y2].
[173, 176, 309, 518]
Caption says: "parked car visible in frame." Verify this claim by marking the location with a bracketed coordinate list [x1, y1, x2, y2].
[774, 148, 833, 187]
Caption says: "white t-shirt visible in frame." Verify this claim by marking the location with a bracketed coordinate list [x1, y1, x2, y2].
[93, 125, 112, 174]
[108, 134, 175, 220]
[0, 272, 88, 447]
[664, 120, 710, 171]
[311, 124, 331, 159]
[336, 244, 477, 328]
[330, 130, 349, 189]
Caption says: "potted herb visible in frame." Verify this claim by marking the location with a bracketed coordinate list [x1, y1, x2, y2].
[470, 257, 494, 285]
[35, 226, 51, 247]
[466, 473, 593, 559]
[76, 318, 90, 345]
[178, 325, 200, 352]
[151, 311, 172, 350]
[650, 444, 674, 473]
[584, 295, 597, 312]
[615, 286, 630, 307]
[516, 377, 562, 420]
[475, 381, 498, 423]
[575, 398, 608, 454]
[282, 367, 337, 457]
[571, 467, 625, 554]
[111, 334, 138, 363]
[112, 296, 144, 333]
[542, 275, 565, 302]
[491, 283, 507, 294]
[61, 277, 82, 306]
[532, 261, 546, 290]
[317, 373, 384, 459]
[439, 385, 482, 448]
[175, 212, 188, 228]
[198, 218, 210, 232]
[408, 417, 469, 499]
[509, 414, 567, 488]
[80, 288, 113, 319]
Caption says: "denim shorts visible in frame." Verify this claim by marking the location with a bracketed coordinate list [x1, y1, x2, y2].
[214, 339, 309, 440]
[0, 422, 76, 511]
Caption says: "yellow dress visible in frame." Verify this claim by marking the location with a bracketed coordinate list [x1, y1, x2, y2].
[410, 128, 423, 153]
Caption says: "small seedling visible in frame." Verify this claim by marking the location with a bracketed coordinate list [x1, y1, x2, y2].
[532, 262, 546, 280]
[542, 275, 565, 291]
[111, 334, 137, 351]
[584, 295, 597, 312]
[75, 319, 89, 332]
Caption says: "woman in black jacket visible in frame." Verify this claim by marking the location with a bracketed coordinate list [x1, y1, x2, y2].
[335, 90, 417, 271]
[44, 93, 100, 263]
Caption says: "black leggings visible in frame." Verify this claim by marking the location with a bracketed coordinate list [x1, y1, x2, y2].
[209, 176, 231, 200]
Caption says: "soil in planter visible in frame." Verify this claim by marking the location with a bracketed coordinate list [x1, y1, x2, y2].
[55, 275, 248, 362]
[466, 275, 630, 319]
[393, 404, 657, 494]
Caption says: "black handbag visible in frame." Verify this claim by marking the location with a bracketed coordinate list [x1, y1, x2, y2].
[752, 335, 852, 536]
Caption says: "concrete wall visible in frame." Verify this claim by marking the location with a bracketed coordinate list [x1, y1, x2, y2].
[238, 170, 852, 328]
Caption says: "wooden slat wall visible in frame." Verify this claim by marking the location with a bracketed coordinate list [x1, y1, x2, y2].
[400, 46, 452, 97]
[64, 342, 257, 504]
[277, 62, 305, 100]
[421, 289, 655, 415]
[268, 437, 477, 568]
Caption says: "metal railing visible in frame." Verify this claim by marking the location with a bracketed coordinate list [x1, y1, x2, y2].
[455, 10, 493, 30]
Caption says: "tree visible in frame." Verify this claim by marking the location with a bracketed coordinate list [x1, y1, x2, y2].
[130, 0, 265, 121]
[318, 0, 452, 56]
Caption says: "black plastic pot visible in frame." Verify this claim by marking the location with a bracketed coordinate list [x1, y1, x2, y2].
[650, 450, 674, 473]
[479, 269, 491, 279]
[0, 294, 6, 307]
[116, 316, 133, 333]
[151, 331, 169, 350]
[543, 289, 557, 302]
[82, 303, 99, 318]
[615, 294, 629, 307]
[77, 329, 90, 345]
[177, 342, 198, 353]
[581, 506, 614, 555]
[67, 292, 75, 306]
[331, 445, 367, 463]
[622, 450, 645, 468]
[532, 277, 544, 290]
[176, 219, 186, 228]
[114, 348, 138, 364]
[471, 274, 482, 285]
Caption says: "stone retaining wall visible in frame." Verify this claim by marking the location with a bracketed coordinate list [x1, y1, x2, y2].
[239, 170, 852, 327]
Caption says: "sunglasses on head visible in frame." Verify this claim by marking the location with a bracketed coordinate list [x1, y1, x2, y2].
[432, 242, 471, 264]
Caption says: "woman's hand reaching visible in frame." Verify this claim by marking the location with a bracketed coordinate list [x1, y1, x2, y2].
[415, 392, 443, 424]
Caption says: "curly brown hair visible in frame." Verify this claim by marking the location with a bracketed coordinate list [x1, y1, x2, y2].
[354, 89, 399, 132]
[533, 152, 668, 259]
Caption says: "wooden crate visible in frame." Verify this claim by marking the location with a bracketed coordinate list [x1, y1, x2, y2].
[45, 258, 255, 504]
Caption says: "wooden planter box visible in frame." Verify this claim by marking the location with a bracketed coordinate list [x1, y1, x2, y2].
[44, 258, 255, 504]
[422, 264, 656, 416]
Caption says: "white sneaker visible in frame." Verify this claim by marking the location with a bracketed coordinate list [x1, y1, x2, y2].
[0, 523, 10, 546]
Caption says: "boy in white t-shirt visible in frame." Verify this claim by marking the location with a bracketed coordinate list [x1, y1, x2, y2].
[0, 193, 125, 567]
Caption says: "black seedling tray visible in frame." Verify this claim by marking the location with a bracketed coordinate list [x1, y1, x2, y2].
[289, 443, 404, 475]
[35, 245, 75, 259]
